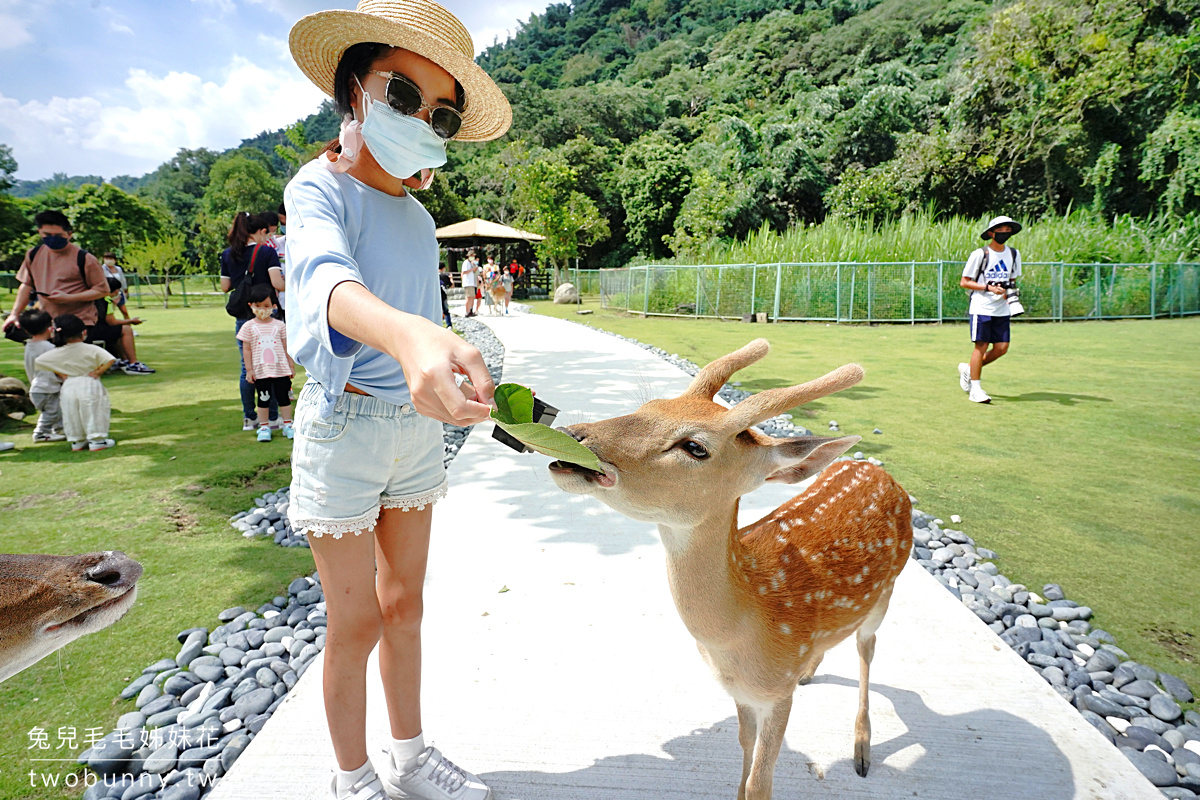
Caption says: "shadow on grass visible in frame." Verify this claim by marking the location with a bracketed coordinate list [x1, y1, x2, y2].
[990, 391, 1112, 405]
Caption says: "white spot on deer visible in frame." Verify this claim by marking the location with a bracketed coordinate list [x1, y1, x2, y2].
[780, 624, 792, 635]
[781, 554, 790, 564]
[864, 592, 871, 600]
[797, 644, 809, 656]
[758, 586, 767, 595]
[884, 537, 894, 546]
[851, 574, 863, 584]
[804, 593, 812, 603]
[749, 557, 757, 569]
[862, 565, 870, 575]
[776, 534, 787, 544]
[784, 600, 793, 608]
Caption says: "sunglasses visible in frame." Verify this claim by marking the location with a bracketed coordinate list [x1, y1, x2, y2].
[369, 70, 462, 140]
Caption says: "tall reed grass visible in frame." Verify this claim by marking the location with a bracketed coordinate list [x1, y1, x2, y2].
[644, 211, 1200, 266]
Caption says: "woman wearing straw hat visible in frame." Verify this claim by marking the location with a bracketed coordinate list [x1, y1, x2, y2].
[284, 3, 511, 798]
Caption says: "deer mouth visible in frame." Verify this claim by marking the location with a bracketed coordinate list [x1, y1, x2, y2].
[43, 586, 138, 635]
[549, 460, 617, 487]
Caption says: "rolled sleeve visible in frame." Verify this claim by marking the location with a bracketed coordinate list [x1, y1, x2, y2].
[284, 170, 366, 360]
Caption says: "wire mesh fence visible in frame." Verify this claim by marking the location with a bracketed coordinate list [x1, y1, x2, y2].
[598, 262, 1200, 322]
[0, 273, 230, 309]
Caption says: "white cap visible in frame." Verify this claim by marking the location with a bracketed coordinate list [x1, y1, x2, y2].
[981, 215, 1022, 240]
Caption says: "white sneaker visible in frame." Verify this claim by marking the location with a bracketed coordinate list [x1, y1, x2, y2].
[88, 438, 117, 451]
[380, 746, 491, 800]
[958, 363, 971, 392]
[330, 765, 388, 800]
[242, 418, 257, 432]
[968, 386, 992, 404]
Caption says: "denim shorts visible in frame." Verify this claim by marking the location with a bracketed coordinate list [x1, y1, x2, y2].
[288, 381, 447, 539]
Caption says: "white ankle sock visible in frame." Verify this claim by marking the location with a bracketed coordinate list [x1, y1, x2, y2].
[971, 380, 981, 391]
[335, 758, 373, 796]
[390, 732, 426, 774]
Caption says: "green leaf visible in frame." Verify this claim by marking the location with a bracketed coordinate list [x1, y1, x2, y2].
[490, 383, 603, 472]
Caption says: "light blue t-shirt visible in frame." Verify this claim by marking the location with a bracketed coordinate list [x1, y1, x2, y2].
[283, 160, 441, 417]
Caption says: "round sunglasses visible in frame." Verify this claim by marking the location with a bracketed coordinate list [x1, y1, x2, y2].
[369, 70, 462, 140]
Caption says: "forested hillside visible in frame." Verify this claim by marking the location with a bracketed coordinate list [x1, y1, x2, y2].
[1, 0, 1197, 273]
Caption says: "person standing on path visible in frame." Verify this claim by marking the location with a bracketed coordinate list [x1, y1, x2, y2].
[460, 249, 479, 317]
[958, 215, 1022, 404]
[284, 2, 509, 798]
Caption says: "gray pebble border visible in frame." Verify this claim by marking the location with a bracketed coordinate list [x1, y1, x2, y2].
[74, 319, 504, 800]
[76, 321, 1195, 798]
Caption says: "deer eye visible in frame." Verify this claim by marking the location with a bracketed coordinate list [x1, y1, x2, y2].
[679, 440, 709, 460]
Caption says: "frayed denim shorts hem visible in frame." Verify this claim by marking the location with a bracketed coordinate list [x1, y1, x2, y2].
[287, 381, 447, 539]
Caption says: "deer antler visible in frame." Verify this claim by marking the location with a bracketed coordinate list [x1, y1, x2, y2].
[724, 363, 864, 432]
[685, 338, 770, 400]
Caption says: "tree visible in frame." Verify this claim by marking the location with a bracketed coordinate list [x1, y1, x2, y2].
[124, 234, 189, 305]
[1141, 109, 1200, 216]
[67, 183, 169, 256]
[274, 121, 325, 179]
[0, 145, 30, 268]
[513, 158, 609, 286]
[618, 133, 691, 259]
[196, 153, 282, 270]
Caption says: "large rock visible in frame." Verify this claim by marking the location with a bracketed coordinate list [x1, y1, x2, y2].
[553, 283, 580, 304]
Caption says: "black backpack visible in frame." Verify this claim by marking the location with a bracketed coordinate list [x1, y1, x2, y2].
[2, 244, 92, 343]
[224, 245, 263, 319]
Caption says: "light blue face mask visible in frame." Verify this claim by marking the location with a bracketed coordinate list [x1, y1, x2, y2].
[357, 77, 447, 180]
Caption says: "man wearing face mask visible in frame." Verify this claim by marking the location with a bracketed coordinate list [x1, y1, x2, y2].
[958, 215, 1023, 404]
[3, 210, 110, 338]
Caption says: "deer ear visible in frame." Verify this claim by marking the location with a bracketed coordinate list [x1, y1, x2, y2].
[763, 435, 861, 484]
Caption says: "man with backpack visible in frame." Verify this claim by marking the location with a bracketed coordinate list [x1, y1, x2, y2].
[3, 210, 110, 338]
[958, 215, 1022, 404]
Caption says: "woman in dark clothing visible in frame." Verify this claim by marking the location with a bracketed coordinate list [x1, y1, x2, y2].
[220, 211, 286, 430]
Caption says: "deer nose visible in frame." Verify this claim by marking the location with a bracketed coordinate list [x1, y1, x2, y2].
[86, 551, 143, 588]
[557, 425, 586, 443]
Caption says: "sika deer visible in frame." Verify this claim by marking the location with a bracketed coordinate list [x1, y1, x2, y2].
[549, 339, 911, 800]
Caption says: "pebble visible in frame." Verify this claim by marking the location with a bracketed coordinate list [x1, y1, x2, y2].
[1152, 695, 1184, 722]
[1126, 749, 1181, 786]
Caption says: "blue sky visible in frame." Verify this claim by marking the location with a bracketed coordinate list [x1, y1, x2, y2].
[0, 0, 549, 180]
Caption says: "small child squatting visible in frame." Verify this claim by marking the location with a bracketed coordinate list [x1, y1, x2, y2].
[237, 284, 295, 442]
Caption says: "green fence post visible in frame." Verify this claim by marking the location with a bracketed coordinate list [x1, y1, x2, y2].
[715, 265, 723, 319]
[643, 266, 650, 316]
[1057, 264, 1063, 321]
[773, 263, 782, 322]
[1095, 265, 1102, 320]
[1151, 264, 1157, 318]
[836, 263, 842, 322]
[937, 261, 944, 322]
[910, 261, 915, 324]
[867, 263, 873, 322]
[750, 265, 757, 318]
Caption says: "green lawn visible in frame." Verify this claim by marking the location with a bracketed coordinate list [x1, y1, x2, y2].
[0, 303, 1196, 799]
[532, 298, 1200, 696]
[0, 307, 314, 800]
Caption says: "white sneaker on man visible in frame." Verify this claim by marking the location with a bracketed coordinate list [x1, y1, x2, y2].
[379, 746, 491, 800]
[968, 385, 992, 404]
[958, 363, 971, 392]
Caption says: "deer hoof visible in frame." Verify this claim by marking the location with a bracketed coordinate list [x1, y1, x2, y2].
[854, 744, 870, 777]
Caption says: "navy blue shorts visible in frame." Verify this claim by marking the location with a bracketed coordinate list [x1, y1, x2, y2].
[970, 314, 1011, 343]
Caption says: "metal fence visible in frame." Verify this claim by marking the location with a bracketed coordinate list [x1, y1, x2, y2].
[598, 262, 1200, 322]
[0, 273, 230, 309]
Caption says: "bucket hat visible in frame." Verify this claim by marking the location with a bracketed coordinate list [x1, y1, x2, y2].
[289, 0, 511, 142]
[981, 215, 1022, 240]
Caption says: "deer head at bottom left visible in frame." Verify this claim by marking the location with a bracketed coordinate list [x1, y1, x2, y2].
[0, 551, 142, 682]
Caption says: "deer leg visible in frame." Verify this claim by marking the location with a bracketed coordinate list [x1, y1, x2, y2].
[796, 653, 824, 686]
[735, 703, 758, 800]
[745, 694, 792, 800]
[853, 590, 892, 777]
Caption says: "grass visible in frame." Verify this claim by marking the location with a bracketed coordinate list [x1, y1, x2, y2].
[0, 302, 1196, 799]
[658, 209, 1200, 265]
[533, 297, 1200, 698]
[0, 307, 314, 800]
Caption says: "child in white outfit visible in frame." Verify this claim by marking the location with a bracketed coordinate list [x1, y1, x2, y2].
[35, 314, 116, 451]
[20, 309, 65, 442]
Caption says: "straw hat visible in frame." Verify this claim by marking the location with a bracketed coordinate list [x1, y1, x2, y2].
[289, 0, 511, 142]
[981, 215, 1022, 240]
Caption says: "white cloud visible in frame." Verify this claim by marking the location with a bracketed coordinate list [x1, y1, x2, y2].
[0, 12, 33, 50]
[0, 54, 326, 178]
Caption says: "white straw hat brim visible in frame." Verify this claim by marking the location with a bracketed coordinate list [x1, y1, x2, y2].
[981, 215, 1022, 239]
[289, 6, 511, 142]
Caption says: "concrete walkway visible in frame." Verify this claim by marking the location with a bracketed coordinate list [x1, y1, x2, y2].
[210, 314, 1162, 800]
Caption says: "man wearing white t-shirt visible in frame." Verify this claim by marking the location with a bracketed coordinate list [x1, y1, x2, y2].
[958, 216, 1022, 404]
[461, 249, 480, 317]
